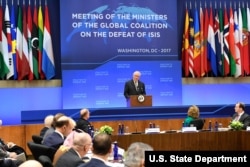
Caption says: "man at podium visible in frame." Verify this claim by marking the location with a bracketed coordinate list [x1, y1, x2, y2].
[124, 71, 146, 100]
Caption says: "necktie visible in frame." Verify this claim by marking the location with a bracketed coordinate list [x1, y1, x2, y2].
[135, 82, 138, 91]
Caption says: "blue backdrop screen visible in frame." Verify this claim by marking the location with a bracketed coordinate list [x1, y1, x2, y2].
[60, 0, 178, 68]
[60, 0, 180, 109]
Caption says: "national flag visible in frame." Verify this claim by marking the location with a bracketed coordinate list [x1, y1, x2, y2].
[228, 7, 236, 76]
[32, 0, 39, 79]
[203, 7, 209, 73]
[188, 9, 195, 78]
[22, 3, 30, 80]
[223, 8, 230, 76]
[234, 8, 242, 77]
[4, 4, 14, 79]
[0, 4, 9, 79]
[42, 4, 55, 80]
[241, 7, 249, 75]
[16, 3, 29, 80]
[193, 8, 201, 77]
[10, 2, 17, 79]
[238, 5, 244, 75]
[214, 9, 224, 76]
[38, 3, 45, 79]
[247, 5, 250, 76]
[182, 9, 190, 77]
[207, 8, 217, 76]
[27, 2, 33, 80]
[199, 6, 205, 76]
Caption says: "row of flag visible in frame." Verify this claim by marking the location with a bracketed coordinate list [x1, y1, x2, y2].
[182, 2, 250, 78]
[0, 0, 55, 80]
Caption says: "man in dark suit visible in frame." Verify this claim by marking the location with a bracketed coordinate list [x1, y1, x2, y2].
[43, 116, 73, 150]
[78, 133, 112, 167]
[124, 71, 146, 100]
[75, 108, 91, 133]
[231, 102, 250, 129]
[54, 132, 92, 167]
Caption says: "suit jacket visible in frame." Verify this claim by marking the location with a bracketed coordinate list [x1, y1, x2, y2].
[75, 118, 91, 133]
[40, 127, 49, 137]
[78, 158, 110, 167]
[54, 148, 84, 167]
[124, 79, 146, 99]
[43, 131, 64, 150]
[232, 112, 250, 129]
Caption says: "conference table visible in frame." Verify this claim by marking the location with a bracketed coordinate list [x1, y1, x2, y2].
[111, 130, 250, 151]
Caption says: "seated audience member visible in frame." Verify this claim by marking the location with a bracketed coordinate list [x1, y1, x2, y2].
[53, 118, 81, 164]
[78, 133, 112, 167]
[63, 128, 84, 147]
[0, 121, 27, 163]
[54, 132, 92, 167]
[124, 142, 153, 167]
[231, 102, 250, 130]
[42, 113, 65, 141]
[0, 158, 18, 167]
[75, 108, 91, 133]
[0, 139, 27, 160]
[183, 105, 200, 127]
[43, 116, 73, 150]
[18, 160, 42, 167]
[40, 115, 54, 137]
[0, 147, 23, 167]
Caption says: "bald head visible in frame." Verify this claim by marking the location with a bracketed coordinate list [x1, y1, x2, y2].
[73, 132, 92, 157]
[73, 132, 92, 147]
[19, 160, 42, 167]
[80, 108, 90, 120]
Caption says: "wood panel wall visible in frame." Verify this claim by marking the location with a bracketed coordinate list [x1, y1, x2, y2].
[1, 117, 231, 155]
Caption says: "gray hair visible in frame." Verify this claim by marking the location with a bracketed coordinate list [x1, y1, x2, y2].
[124, 142, 153, 167]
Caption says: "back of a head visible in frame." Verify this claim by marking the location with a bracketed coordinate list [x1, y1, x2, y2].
[69, 117, 76, 129]
[124, 142, 153, 167]
[19, 160, 42, 167]
[44, 115, 54, 127]
[55, 116, 70, 128]
[52, 113, 65, 128]
[188, 105, 200, 119]
[92, 133, 112, 156]
[73, 132, 92, 149]
[80, 108, 89, 119]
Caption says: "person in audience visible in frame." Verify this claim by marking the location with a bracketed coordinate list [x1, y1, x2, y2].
[64, 128, 84, 147]
[0, 158, 18, 167]
[40, 115, 54, 137]
[54, 132, 92, 167]
[18, 160, 42, 167]
[42, 113, 65, 141]
[183, 105, 200, 127]
[0, 121, 27, 162]
[124, 142, 153, 167]
[124, 71, 146, 100]
[231, 102, 250, 129]
[43, 116, 73, 150]
[78, 133, 112, 167]
[75, 108, 91, 133]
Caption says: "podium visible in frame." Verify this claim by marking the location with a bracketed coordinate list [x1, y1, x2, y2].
[127, 95, 152, 107]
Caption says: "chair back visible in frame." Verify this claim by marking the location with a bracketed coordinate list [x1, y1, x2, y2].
[27, 141, 55, 161]
[190, 119, 205, 130]
[32, 135, 43, 144]
[39, 155, 53, 167]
